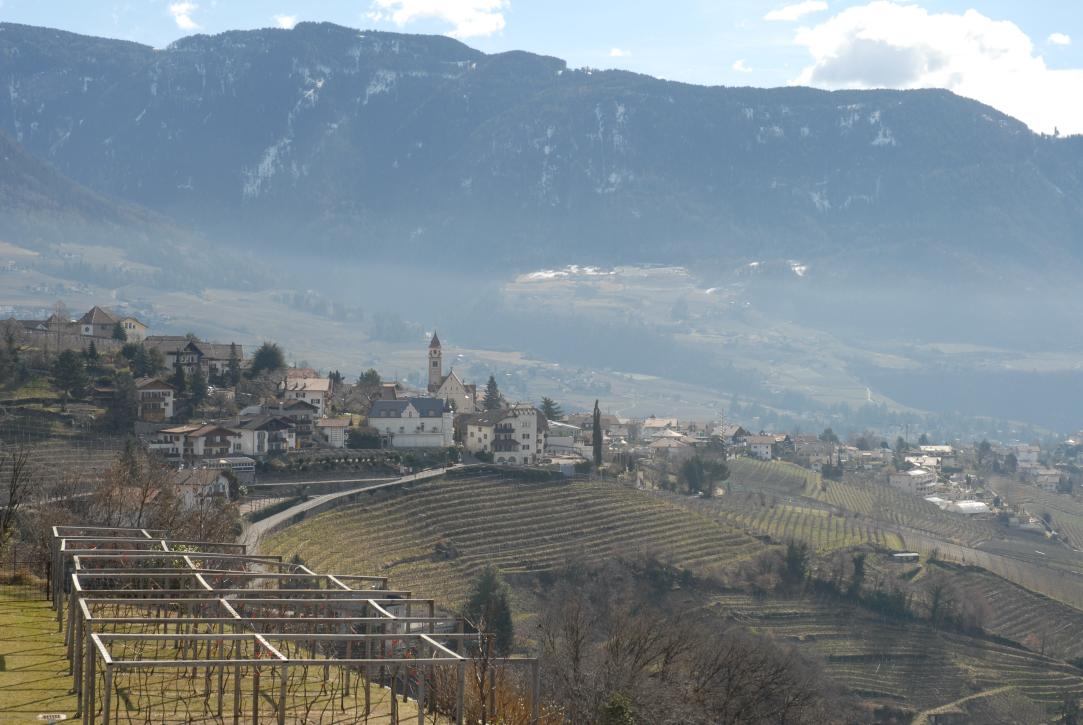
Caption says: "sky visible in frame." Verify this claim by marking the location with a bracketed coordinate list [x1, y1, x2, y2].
[2, 1, 1081, 134]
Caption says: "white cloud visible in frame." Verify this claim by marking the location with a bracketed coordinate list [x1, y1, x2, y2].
[168, 2, 200, 31]
[367, 0, 507, 39]
[732, 59, 752, 73]
[274, 14, 298, 30]
[765, 1, 828, 22]
[1048, 32, 1071, 46]
[791, 1, 1083, 135]
[609, 47, 630, 58]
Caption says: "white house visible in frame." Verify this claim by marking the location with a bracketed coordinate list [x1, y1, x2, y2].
[119, 316, 148, 342]
[229, 415, 296, 456]
[368, 397, 454, 448]
[464, 404, 547, 465]
[171, 469, 230, 509]
[888, 468, 937, 496]
[281, 378, 333, 417]
[135, 377, 174, 422]
[147, 424, 241, 461]
[316, 418, 350, 448]
[746, 435, 778, 461]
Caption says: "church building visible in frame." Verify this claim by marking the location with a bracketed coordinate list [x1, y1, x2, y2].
[427, 332, 478, 414]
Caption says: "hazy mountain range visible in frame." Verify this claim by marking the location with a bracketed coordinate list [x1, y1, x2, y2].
[1, 21, 1081, 281]
[2, 21, 1082, 432]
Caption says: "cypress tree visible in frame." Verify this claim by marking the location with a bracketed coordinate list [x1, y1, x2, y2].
[592, 399, 603, 469]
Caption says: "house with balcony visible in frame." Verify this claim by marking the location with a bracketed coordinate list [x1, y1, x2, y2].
[889, 468, 938, 496]
[135, 378, 175, 422]
[147, 424, 241, 461]
[463, 404, 547, 465]
[281, 377, 333, 417]
[228, 415, 297, 456]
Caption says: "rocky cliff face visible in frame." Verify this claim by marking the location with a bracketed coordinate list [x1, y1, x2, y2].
[2, 21, 1081, 277]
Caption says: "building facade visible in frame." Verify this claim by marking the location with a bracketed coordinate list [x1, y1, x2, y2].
[368, 397, 454, 448]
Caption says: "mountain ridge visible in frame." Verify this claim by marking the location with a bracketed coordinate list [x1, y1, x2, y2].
[1, 21, 1081, 280]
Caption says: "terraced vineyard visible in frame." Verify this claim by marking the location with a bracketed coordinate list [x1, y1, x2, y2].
[689, 492, 905, 552]
[263, 474, 765, 609]
[710, 594, 1083, 714]
[727, 458, 820, 496]
[922, 562, 1083, 661]
[811, 476, 999, 547]
[723, 459, 996, 547]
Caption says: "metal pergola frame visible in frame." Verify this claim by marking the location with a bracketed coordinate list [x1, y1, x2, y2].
[49, 525, 540, 725]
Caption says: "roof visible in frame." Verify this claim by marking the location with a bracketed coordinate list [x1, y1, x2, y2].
[949, 501, 991, 514]
[429, 332, 441, 349]
[135, 377, 174, 391]
[230, 414, 295, 431]
[159, 424, 202, 435]
[650, 438, 688, 448]
[548, 421, 581, 434]
[144, 336, 240, 359]
[316, 418, 350, 428]
[277, 398, 319, 411]
[170, 469, 225, 488]
[369, 397, 450, 418]
[746, 436, 779, 445]
[463, 409, 507, 427]
[283, 378, 332, 393]
[9, 317, 47, 331]
[78, 306, 118, 325]
[642, 417, 679, 429]
[144, 336, 199, 354]
[188, 424, 242, 438]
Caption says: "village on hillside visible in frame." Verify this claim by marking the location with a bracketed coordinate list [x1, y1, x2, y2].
[2, 303, 1081, 539]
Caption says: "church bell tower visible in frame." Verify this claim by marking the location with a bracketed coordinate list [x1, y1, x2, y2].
[428, 332, 443, 392]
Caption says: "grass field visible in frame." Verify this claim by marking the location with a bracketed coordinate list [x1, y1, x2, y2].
[263, 474, 765, 610]
[0, 585, 78, 720]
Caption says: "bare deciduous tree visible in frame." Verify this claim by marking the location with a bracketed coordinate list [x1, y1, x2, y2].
[0, 448, 33, 553]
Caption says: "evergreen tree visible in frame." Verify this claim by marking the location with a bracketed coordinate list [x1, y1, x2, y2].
[540, 396, 563, 421]
[784, 540, 810, 583]
[357, 369, 381, 387]
[250, 342, 286, 377]
[84, 340, 99, 364]
[592, 399, 603, 469]
[918, 433, 930, 446]
[463, 565, 514, 656]
[51, 350, 88, 407]
[189, 366, 208, 410]
[598, 694, 637, 725]
[483, 375, 502, 411]
[105, 372, 139, 433]
[819, 427, 839, 443]
[226, 343, 242, 386]
[0, 329, 19, 387]
[171, 365, 187, 396]
[329, 370, 344, 387]
[111, 321, 127, 342]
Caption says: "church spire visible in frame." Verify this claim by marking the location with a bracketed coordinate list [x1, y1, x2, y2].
[428, 331, 443, 392]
